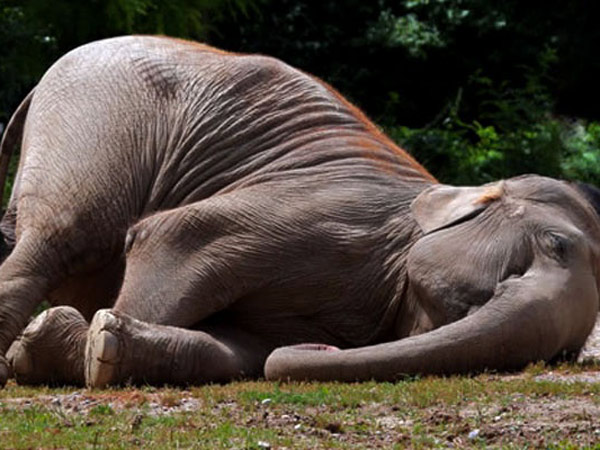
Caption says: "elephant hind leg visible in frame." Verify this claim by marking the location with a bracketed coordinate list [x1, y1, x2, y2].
[7, 306, 88, 386]
[0, 236, 59, 385]
[85, 309, 269, 387]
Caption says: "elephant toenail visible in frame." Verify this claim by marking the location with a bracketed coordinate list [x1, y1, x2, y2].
[97, 330, 119, 363]
[26, 310, 49, 335]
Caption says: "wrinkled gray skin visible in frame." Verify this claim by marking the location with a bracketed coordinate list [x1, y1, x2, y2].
[0, 36, 599, 387]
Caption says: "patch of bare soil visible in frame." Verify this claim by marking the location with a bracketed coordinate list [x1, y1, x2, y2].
[428, 397, 600, 448]
[254, 397, 600, 448]
[2, 390, 201, 417]
[4, 387, 600, 447]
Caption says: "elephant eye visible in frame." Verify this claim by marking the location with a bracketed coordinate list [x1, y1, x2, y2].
[542, 231, 571, 262]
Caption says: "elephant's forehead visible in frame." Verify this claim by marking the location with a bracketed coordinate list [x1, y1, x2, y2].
[505, 175, 570, 199]
[504, 176, 600, 238]
[504, 176, 586, 211]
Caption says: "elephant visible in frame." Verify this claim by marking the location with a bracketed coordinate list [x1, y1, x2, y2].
[0, 35, 599, 387]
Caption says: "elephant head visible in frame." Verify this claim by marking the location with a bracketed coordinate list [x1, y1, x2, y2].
[265, 175, 600, 381]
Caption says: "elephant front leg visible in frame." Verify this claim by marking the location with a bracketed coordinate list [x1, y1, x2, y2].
[85, 309, 269, 387]
[7, 306, 88, 385]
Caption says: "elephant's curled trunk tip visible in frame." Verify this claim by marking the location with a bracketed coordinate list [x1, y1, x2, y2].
[265, 343, 340, 381]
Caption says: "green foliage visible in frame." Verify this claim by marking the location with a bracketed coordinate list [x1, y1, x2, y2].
[89, 404, 115, 416]
[0, 5, 54, 123]
[0, 0, 599, 187]
[561, 122, 600, 185]
[391, 116, 600, 185]
[368, 10, 444, 58]
[388, 40, 600, 185]
[0, 0, 257, 120]
[2, 0, 256, 46]
[103, 0, 257, 37]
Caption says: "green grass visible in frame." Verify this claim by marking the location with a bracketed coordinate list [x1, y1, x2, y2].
[1, 366, 600, 448]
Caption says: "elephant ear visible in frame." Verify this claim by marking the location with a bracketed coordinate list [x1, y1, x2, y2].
[411, 181, 505, 234]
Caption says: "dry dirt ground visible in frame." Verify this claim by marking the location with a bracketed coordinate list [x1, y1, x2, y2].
[3, 388, 600, 448]
[3, 375, 600, 448]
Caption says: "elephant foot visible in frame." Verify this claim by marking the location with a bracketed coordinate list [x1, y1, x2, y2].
[86, 309, 180, 387]
[85, 309, 260, 387]
[7, 306, 88, 385]
[85, 309, 123, 388]
[86, 309, 193, 387]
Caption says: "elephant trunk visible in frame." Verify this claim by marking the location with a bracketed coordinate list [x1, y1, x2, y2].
[265, 263, 598, 381]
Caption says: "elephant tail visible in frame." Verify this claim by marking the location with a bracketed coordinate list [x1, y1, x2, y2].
[0, 88, 35, 207]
